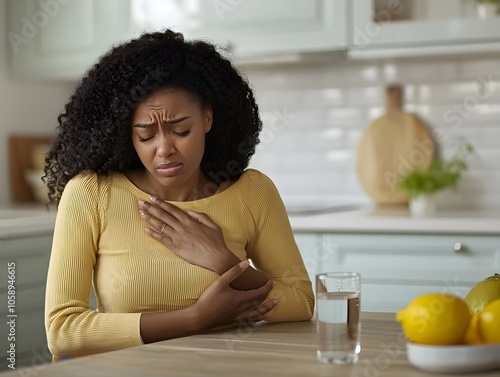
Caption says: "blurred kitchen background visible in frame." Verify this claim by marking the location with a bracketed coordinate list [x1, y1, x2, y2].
[2, 0, 500, 371]
[1, 0, 500, 210]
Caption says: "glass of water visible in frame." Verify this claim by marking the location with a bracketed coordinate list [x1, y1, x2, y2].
[316, 272, 361, 365]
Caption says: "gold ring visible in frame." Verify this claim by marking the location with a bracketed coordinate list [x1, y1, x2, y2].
[160, 223, 166, 235]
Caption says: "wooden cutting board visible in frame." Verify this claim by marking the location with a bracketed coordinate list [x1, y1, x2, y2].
[356, 85, 435, 205]
[9, 135, 54, 203]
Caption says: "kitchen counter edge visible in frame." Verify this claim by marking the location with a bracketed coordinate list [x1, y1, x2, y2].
[289, 208, 500, 235]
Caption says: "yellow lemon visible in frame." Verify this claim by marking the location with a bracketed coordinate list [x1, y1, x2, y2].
[464, 314, 482, 345]
[477, 299, 500, 344]
[465, 273, 500, 314]
[396, 293, 471, 345]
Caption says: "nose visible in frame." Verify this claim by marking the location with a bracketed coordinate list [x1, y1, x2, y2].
[157, 133, 176, 157]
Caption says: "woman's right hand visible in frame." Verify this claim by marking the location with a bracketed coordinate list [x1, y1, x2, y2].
[194, 260, 278, 330]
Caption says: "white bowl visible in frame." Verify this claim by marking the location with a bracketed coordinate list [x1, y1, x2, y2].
[407, 341, 500, 374]
[24, 170, 49, 204]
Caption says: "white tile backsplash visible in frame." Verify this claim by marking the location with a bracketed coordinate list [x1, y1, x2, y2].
[388, 61, 461, 82]
[245, 57, 500, 210]
[458, 60, 500, 80]
[478, 127, 500, 148]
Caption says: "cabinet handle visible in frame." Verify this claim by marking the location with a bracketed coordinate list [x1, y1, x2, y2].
[453, 242, 463, 252]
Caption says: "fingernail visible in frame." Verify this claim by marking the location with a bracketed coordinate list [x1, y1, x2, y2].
[273, 299, 280, 305]
[240, 260, 249, 268]
[150, 195, 157, 202]
[138, 200, 145, 207]
[139, 210, 146, 218]
[271, 280, 276, 287]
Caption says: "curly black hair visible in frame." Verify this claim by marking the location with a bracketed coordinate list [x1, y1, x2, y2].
[44, 29, 262, 204]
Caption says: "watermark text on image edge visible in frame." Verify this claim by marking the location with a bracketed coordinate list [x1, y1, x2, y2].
[7, 262, 17, 370]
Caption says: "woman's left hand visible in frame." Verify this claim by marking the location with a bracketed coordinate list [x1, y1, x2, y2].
[139, 196, 239, 275]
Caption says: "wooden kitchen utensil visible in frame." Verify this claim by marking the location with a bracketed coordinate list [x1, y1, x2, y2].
[356, 85, 435, 205]
[9, 135, 53, 203]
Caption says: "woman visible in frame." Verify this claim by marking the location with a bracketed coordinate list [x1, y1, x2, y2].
[44, 29, 314, 360]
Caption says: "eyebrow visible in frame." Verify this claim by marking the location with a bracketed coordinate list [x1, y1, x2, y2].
[133, 116, 191, 128]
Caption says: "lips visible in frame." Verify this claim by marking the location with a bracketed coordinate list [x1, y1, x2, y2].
[156, 162, 183, 177]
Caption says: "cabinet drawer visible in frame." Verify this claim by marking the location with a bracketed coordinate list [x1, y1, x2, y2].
[320, 233, 500, 284]
[363, 282, 473, 313]
[293, 231, 500, 313]
[0, 234, 53, 288]
[294, 232, 322, 291]
[0, 234, 53, 254]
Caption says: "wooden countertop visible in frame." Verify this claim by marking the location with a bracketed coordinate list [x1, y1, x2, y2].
[2, 313, 496, 376]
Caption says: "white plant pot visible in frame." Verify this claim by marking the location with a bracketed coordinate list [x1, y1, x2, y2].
[477, 3, 498, 19]
[409, 194, 437, 218]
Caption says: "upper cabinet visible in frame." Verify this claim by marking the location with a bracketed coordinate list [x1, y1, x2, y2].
[8, 0, 500, 80]
[128, 0, 347, 58]
[349, 0, 500, 59]
[7, 0, 348, 80]
[7, 0, 129, 80]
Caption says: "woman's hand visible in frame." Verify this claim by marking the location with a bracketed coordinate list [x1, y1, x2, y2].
[139, 196, 239, 274]
[139, 261, 277, 343]
[194, 261, 278, 330]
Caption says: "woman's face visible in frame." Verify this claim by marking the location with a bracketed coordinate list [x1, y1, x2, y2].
[131, 88, 212, 199]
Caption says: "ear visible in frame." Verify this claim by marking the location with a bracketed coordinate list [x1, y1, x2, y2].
[204, 107, 213, 133]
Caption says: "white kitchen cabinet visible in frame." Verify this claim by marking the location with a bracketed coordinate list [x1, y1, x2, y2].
[293, 232, 323, 293]
[7, 0, 129, 80]
[127, 0, 348, 58]
[0, 232, 53, 370]
[295, 230, 500, 313]
[349, 0, 500, 59]
[8, 0, 348, 80]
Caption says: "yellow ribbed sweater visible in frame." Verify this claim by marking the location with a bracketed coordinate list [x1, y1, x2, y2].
[45, 169, 314, 358]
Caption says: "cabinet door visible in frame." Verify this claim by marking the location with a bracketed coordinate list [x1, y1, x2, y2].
[321, 233, 500, 312]
[7, 0, 128, 80]
[293, 232, 323, 293]
[0, 233, 53, 366]
[128, 0, 347, 58]
[350, 0, 500, 57]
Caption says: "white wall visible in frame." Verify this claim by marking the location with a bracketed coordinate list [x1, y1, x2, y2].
[0, 2, 75, 206]
[244, 57, 500, 210]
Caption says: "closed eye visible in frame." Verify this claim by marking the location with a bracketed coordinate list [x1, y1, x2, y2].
[138, 135, 154, 142]
[174, 130, 190, 137]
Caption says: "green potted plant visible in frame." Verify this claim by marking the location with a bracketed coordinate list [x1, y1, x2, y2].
[398, 141, 474, 217]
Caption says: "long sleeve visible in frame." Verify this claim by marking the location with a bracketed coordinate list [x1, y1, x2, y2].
[45, 169, 313, 359]
[242, 170, 315, 321]
[45, 173, 142, 358]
